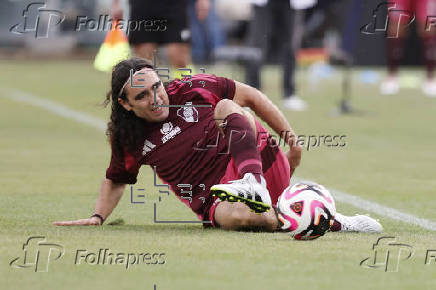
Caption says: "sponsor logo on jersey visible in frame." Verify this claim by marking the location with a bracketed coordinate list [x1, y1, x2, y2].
[177, 102, 199, 123]
[142, 139, 156, 156]
[160, 122, 181, 143]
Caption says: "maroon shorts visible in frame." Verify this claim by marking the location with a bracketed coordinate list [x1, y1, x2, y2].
[206, 119, 291, 227]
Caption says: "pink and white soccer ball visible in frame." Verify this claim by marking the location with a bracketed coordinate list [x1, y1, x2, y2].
[276, 182, 336, 240]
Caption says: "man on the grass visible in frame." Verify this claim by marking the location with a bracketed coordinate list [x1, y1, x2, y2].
[54, 57, 382, 233]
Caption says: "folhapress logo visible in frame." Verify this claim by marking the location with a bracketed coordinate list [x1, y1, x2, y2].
[75, 249, 166, 269]
[360, 236, 414, 272]
[10, 2, 65, 39]
[360, 2, 415, 38]
[9, 236, 64, 272]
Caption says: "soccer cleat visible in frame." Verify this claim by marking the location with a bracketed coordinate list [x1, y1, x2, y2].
[380, 77, 400, 95]
[334, 213, 383, 233]
[283, 95, 308, 111]
[211, 173, 272, 213]
[422, 79, 436, 97]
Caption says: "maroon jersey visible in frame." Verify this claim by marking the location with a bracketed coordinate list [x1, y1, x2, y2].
[106, 74, 236, 220]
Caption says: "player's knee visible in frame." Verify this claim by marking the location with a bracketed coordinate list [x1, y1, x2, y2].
[214, 100, 257, 135]
[214, 99, 243, 120]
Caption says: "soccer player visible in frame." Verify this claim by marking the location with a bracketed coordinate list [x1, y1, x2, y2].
[381, 0, 436, 96]
[53, 57, 381, 233]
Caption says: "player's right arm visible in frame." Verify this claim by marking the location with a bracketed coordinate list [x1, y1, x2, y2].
[53, 178, 125, 226]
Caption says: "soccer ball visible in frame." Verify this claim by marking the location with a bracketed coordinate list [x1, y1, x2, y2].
[276, 182, 336, 240]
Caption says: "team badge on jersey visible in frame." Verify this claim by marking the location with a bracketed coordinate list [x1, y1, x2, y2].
[142, 139, 156, 156]
[160, 122, 181, 143]
[177, 102, 199, 123]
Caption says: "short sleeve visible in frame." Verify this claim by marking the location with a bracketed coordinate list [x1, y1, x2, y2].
[105, 142, 140, 184]
[190, 74, 236, 100]
[214, 75, 236, 100]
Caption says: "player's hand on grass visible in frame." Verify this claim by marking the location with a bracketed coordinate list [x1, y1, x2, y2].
[53, 217, 102, 226]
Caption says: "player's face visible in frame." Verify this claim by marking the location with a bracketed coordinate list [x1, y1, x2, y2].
[121, 69, 170, 122]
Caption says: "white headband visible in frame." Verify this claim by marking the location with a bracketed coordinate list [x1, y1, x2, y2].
[117, 68, 154, 98]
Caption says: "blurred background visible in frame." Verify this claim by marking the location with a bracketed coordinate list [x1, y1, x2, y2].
[2, 0, 435, 111]
[0, 0, 427, 64]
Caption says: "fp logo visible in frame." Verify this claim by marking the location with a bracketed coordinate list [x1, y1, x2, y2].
[10, 2, 65, 39]
[10, 236, 64, 272]
[360, 2, 415, 38]
[360, 236, 414, 272]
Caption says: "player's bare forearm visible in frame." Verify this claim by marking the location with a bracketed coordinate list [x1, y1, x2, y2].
[233, 81, 302, 172]
[94, 178, 126, 221]
[53, 178, 125, 226]
[233, 81, 296, 143]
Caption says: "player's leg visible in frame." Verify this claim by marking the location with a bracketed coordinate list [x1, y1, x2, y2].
[167, 43, 191, 69]
[416, 0, 436, 96]
[213, 99, 259, 180]
[162, 0, 192, 78]
[214, 99, 256, 134]
[132, 43, 158, 61]
[127, 0, 160, 61]
[245, 4, 270, 91]
[381, 0, 412, 95]
[210, 115, 382, 233]
[214, 201, 278, 231]
[211, 99, 272, 212]
[282, 4, 307, 111]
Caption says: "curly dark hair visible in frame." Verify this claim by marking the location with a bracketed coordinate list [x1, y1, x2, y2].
[103, 57, 155, 156]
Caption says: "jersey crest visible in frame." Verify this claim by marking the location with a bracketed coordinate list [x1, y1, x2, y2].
[177, 102, 199, 123]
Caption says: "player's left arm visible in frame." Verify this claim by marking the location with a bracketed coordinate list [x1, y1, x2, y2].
[233, 81, 302, 175]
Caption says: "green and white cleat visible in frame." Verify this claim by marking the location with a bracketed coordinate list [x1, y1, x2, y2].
[211, 173, 271, 214]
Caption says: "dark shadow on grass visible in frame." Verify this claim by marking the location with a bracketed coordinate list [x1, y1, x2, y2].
[103, 223, 206, 233]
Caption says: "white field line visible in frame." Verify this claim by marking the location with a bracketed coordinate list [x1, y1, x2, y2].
[294, 178, 436, 231]
[2, 89, 106, 131]
[3, 88, 436, 231]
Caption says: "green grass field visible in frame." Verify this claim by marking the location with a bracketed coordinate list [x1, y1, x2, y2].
[1, 60, 436, 290]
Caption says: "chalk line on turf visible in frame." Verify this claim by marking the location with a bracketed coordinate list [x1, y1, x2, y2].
[293, 178, 436, 231]
[3, 88, 436, 231]
[2, 88, 106, 131]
